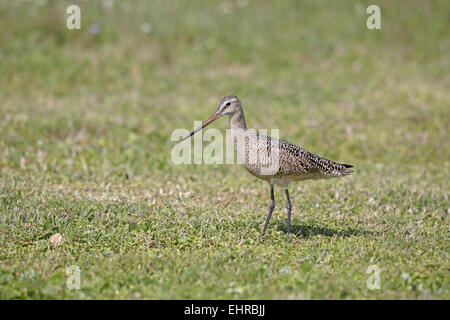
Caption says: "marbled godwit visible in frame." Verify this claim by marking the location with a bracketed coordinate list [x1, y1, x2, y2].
[182, 95, 353, 239]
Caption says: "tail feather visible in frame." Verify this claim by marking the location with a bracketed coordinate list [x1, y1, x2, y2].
[340, 163, 354, 176]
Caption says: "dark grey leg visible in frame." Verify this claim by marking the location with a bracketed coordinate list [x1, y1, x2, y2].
[260, 184, 275, 240]
[285, 188, 292, 239]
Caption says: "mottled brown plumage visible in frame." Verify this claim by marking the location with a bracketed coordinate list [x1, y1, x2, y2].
[236, 131, 353, 184]
[183, 95, 354, 239]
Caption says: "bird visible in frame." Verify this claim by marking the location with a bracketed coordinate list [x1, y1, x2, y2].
[182, 95, 353, 240]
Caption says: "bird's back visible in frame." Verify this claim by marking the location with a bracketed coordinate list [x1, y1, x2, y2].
[277, 137, 353, 178]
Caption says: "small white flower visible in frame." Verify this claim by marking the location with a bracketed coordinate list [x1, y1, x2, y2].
[140, 22, 153, 34]
[401, 272, 412, 283]
[50, 233, 63, 247]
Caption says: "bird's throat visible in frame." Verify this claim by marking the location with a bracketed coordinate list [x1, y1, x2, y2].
[229, 109, 247, 130]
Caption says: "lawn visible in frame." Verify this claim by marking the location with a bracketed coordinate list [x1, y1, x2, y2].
[0, 0, 448, 299]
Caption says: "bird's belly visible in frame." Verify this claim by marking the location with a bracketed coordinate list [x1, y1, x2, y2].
[242, 163, 273, 181]
[243, 164, 331, 187]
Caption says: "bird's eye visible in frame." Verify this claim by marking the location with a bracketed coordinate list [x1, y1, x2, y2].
[225, 102, 231, 108]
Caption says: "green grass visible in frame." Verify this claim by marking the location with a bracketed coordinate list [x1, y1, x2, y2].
[0, 0, 449, 299]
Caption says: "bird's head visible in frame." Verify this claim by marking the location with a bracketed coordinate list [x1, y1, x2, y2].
[217, 95, 242, 116]
[181, 95, 242, 141]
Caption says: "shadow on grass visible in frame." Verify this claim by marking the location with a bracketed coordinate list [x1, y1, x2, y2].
[275, 222, 373, 238]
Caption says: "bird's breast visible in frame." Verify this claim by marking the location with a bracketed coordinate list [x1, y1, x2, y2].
[231, 130, 281, 178]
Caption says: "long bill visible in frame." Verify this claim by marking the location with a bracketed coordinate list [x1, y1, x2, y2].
[181, 111, 222, 141]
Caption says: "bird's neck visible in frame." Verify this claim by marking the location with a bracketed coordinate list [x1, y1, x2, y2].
[229, 109, 247, 130]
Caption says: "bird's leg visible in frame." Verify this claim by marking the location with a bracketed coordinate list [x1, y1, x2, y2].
[285, 188, 292, 240]
[260, 184, 275, 240]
